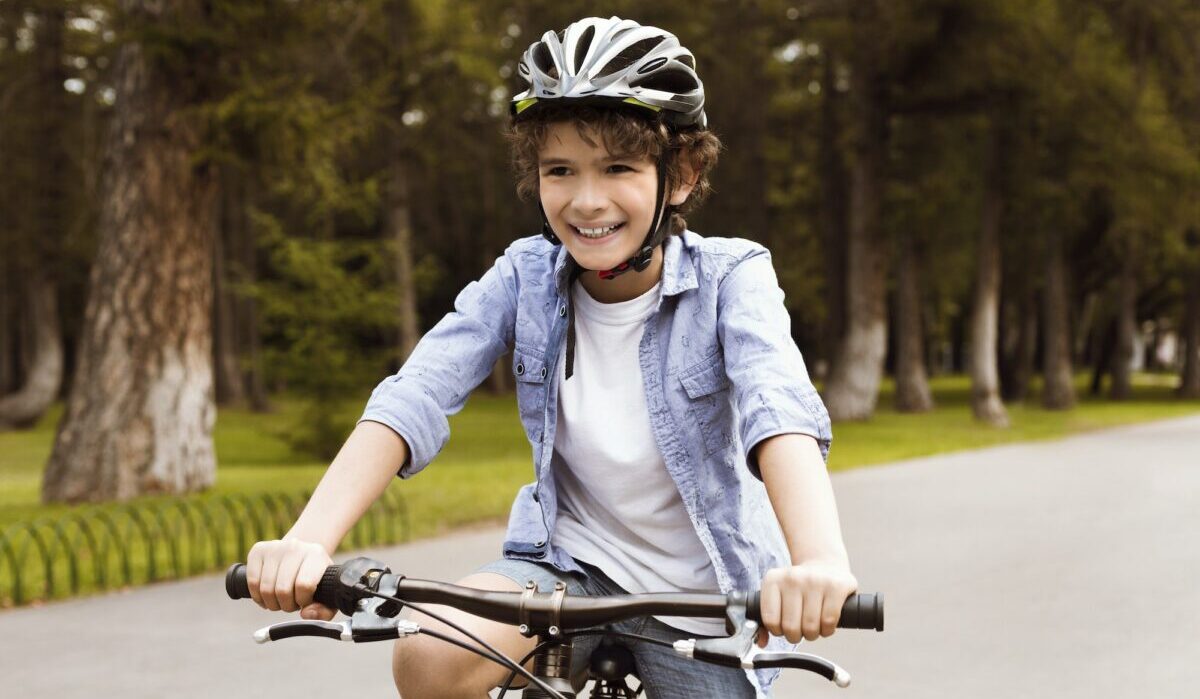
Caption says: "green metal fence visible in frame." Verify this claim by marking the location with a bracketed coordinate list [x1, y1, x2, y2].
[0, 490, 408, 607]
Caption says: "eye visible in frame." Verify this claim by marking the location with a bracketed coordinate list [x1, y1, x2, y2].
[542, 166, 570, 177]
[607, 163, 635, 174]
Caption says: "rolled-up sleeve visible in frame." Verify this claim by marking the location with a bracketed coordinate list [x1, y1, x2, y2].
[360, 247, 518, 478]
[716, 248, 832, 477]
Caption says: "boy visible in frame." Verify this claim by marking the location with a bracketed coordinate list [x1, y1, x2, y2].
[246, 16, 856, 698]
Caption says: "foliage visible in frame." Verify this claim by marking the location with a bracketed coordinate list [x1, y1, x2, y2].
[250, 216, 397, 459]
[3, 0, 1200, 436]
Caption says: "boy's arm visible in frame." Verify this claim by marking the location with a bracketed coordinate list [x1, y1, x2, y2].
[247, 243, 526, 618]
[755, 433, 857, 645]
[245, 421, 407, 618]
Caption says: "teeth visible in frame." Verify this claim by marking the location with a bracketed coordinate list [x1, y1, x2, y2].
[576, 223, 621, 238]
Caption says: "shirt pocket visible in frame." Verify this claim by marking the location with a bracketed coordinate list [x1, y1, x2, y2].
[679, 353, 735, 457]
[513, 347, 549, 442]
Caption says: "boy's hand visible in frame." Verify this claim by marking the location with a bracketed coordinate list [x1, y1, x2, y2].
[246, 539, 336, 620]
[756, 560, 857, 646]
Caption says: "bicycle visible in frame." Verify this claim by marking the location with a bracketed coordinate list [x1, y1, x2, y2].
[226, 556, 884, 698]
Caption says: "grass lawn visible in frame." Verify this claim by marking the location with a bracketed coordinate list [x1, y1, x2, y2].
[3, 372, 1199, 532]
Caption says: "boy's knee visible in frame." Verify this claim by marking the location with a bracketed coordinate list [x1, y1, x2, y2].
[392, 632, 496, 698]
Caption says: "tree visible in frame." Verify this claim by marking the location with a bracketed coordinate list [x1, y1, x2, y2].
[0, 0, 70, 429]
[43, 0, 219, 502]
[969, 117, 1011, 425]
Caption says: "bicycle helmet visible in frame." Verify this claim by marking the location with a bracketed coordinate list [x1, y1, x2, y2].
[511, 16, 707, 279]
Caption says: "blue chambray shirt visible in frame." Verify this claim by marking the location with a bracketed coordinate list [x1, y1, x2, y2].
[360, 230, 832, 692]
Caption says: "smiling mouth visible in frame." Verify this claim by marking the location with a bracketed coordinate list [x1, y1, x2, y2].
[572, 222, 625, 239]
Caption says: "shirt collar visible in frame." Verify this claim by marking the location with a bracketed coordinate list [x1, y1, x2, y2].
[552, 233, 698, 297]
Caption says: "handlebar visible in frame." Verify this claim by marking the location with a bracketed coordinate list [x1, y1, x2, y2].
[225, 560, 884, 632]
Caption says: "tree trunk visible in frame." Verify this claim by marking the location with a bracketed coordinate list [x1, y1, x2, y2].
[229, 178, 270, 412]
[823, 67, 888, 421]
[388, 160, 421, 362]
[0, 275, 14, 395]
[893, 228, 933, 412]
[969, 123, 1009, 426]
[212, 207, 245, 406]
[1042, 228, 1076, 409]
[818, 52, 849, 375]
[1179, 272, 1200, 398]
[42, 0, 218, 503]
[386, 0, 421, 364]
[1012, 289, 1038, 402]
[0, 273, 63, 428]
[1109, 250, 1137, 400]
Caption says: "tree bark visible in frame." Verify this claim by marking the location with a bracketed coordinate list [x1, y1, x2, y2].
[1109, 250, 1137, 400]
[893, 227, 933, 412]
[386, 0, 421, 364]
[823, 66, 888, 421]
[969, 123, 1009, 426]
[42, 0, 218, 503]
[0, 274, 14, 395]
[818, 52, 849, 374]
[0, 273, 63, 429]
[388, 160, 421, 362]
[1042, 227, 1076, 409]
[1179, 272, 1200, 398]
[212, 207, 246, 406]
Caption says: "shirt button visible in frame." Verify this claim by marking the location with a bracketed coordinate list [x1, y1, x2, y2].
[535, 540, 545, 547]
[515, 363, 525, 375]
[539, 367, 547, 379]
[558, 304, 567, 317]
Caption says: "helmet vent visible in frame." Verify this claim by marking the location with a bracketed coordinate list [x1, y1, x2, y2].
[597, 37, 664, 78]
[631, 68, 698, 94]
[573, 25, 596, 73]
[678, 54, 695, 70]
[637, 56, 669, 74]
[533, 42, 559, 79]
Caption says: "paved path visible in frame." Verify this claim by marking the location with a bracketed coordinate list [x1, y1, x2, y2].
[3, 415, 1198, 698]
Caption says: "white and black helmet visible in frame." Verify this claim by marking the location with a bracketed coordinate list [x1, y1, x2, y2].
[512, 16, 706, 129]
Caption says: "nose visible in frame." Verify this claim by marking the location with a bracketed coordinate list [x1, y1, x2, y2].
[570, 175, 607, 215]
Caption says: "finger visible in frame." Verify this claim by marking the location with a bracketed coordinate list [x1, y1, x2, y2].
[301, 603, 336, 621]
[294, 550, 330, 609]
[756, 627, 768, 649]
[258, 548, 282, 611]
[801, 590, 824, 642]
[759, 574, 783, 638]
[781, 584, 805, 644]
[245, 544, 265, 607]
[819, 589, 844, 638]
[274, 549, 304, 613]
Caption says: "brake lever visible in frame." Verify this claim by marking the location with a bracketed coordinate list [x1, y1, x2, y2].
[745, 649, 851, 687]
[254, 619, 353, 643]
[252, 612, 419, 644]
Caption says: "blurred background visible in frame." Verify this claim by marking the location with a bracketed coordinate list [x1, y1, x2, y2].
[1, 1, 1199, 606]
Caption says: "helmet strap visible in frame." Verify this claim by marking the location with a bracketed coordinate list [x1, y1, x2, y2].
[535, 153, 672, 280]
[598, 154, 671, 281]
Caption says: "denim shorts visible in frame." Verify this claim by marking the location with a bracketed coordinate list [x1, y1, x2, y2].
[476, 557, 760, 699]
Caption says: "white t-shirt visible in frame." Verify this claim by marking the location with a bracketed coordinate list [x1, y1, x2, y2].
[551, 279, 725, 636]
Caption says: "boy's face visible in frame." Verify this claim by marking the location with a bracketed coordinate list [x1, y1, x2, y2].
[538, 122, 691, 273]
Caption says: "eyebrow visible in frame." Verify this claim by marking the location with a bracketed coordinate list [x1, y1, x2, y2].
[539, 155, 635, 167]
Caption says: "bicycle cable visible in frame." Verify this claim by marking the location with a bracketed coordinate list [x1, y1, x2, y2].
[353, 584, 569, 699]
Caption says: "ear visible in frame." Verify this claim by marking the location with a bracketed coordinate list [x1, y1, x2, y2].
[668, 152, 700, 207]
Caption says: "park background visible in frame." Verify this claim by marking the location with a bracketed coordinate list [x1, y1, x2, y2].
[1, 0, 1199, 607]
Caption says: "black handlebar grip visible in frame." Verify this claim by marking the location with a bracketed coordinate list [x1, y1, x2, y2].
[313, 565, 342, 609]
[838, 592, 884, 631]
[747, 591, 884, 632]
[225, 563, 251, 600]
[223, 562, 344, 609]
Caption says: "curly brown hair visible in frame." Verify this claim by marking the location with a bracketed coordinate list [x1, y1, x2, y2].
[507, 104, 721, 235]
